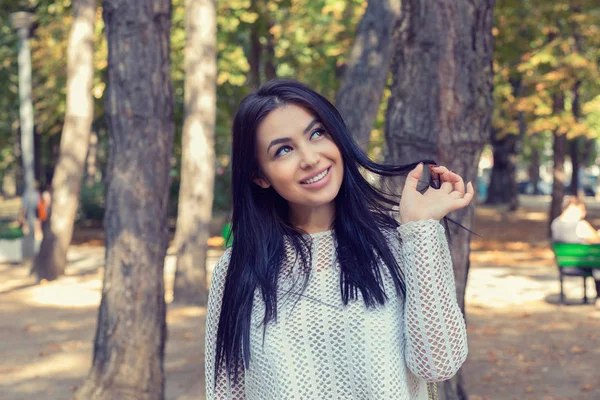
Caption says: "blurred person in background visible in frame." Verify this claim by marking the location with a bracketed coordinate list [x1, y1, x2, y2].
[551, 195, 600, 309]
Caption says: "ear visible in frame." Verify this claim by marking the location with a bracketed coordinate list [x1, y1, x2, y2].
[253, 174, 271, 189]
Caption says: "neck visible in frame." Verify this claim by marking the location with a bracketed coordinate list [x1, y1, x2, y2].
[288, 201, 335, 234]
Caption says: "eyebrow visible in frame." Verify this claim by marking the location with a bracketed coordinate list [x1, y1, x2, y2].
[266, 119, 320, 154]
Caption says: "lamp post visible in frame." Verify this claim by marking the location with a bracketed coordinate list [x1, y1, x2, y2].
[10, 12, 36, 261]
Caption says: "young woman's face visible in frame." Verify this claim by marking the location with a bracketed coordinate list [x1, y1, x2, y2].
[254, 104, 344, 211]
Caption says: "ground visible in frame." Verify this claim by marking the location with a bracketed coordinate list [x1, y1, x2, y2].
[1, 195, 599, 400]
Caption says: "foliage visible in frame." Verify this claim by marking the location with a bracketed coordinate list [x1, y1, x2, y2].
[493, 0, 600, 168]
[0, 0, 107, 187]
[2, 0, 600, 219]
[77, 181, 104, 222]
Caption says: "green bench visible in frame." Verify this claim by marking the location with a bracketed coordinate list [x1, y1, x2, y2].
[552, 242, 600, 305]
[222, 223, 233, 248]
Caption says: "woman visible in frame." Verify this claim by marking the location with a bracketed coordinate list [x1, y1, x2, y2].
[551, 195, 600, 309]
[206, 80, 474, 399]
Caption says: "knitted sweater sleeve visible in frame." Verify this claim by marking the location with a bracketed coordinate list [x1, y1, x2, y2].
[205, 248, 246, 399]
[396, 219, 468, 382]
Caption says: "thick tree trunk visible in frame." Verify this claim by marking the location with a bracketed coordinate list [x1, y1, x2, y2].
[334, 0, 400, 151]
[32, 0, 96, 281]
[384, 0, 495, 398]
[172, 0, 217, 305]
[549, 93, 566, 236]
[74, 1, 174, 399]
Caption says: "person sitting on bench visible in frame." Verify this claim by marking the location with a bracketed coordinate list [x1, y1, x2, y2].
[551, 195, 600, 309]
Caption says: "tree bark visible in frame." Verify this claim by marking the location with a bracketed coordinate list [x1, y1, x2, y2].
[172, 0, 217, 305]
[485, 132, 519, 207]
[74, 1, 174, 399]
[32, 0, 96, 281]
[334, 0, 401, 151]
[248, 0, 261, 89]
[528, 135, 541, 195]
[568, 81, 582, 196]
[384, 0, 495, 398]
[264, 15, 277, 81]
[549, 93, 566, 236]
[486, 111, 524, 209]
[568, 137, 581, 195]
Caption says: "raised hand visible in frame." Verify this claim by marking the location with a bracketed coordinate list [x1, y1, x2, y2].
[399, 163, 474, 224]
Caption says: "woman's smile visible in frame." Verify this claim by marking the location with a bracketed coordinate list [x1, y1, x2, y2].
[300, 166, 331, 187]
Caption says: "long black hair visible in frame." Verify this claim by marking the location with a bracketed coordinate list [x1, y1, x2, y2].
[216, 79, 442, 383]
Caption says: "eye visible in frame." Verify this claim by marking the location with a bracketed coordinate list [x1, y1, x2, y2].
[274, 145, 292, 157]
[310, 128, 326, 140]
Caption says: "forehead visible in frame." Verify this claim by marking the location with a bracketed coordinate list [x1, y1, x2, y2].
[256, 104, 316, 144]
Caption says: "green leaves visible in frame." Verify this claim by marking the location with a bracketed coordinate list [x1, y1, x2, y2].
[494, 0, 600, 148]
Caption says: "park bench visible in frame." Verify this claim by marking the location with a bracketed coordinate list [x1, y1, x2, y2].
[551, 242, 600, 305]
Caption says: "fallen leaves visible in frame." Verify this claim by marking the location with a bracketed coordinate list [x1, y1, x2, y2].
[569, 345, 587, 355]
[581, 383, 593, 392]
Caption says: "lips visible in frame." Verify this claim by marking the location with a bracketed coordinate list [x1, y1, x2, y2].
[300, 167, 331, 184]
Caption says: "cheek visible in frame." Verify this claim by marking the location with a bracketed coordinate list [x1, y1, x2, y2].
[325, 140, 342, 161]
[329, 145, 343, 169]
[264, 161, 298, 189]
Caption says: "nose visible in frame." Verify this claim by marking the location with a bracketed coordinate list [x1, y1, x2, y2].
[299, 147, 320, 169]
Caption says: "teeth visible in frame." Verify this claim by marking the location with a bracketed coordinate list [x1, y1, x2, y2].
[303, 168, 329, 184]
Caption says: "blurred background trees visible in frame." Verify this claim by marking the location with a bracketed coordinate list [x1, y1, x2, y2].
[2, 0, 596, 227]
[172, 0, 218, 305]
[32, 0, 97, 281]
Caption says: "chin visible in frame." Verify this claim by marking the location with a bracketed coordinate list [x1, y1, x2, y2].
[304, 188, 341, 207]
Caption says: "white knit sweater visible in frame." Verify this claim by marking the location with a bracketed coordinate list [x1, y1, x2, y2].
[205, 219, 468, 399]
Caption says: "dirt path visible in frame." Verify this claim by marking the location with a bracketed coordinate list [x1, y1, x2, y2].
[1, 196, 600, 399]
[0, 246, 219, 400]
[463, 200, 600, 400]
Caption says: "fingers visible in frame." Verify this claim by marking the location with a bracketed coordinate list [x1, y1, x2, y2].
[428, 164, 475, 208]
[454, 181, 475, 208]
[404, 163, 424, 192]
[429, 165, 465, 194]
[441, 181, 454, 193]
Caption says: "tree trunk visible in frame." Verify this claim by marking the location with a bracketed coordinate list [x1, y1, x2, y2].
[384, 0, 495, 398]
[486, 111, 524, 209]
[334, 0, 401, 151]
[74, 1, 174, 398]
[172, 0, 217, 305]
[485, 132, 519, 206]
[568, 137, 581, 196]
[248, 0, 261, 89]
[568, 81, 582, 197]
[264, 15, 277, 81]
[32, 0, 96, 281]
[528, 135, 541, 195]
[549, 93, 566, 236]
